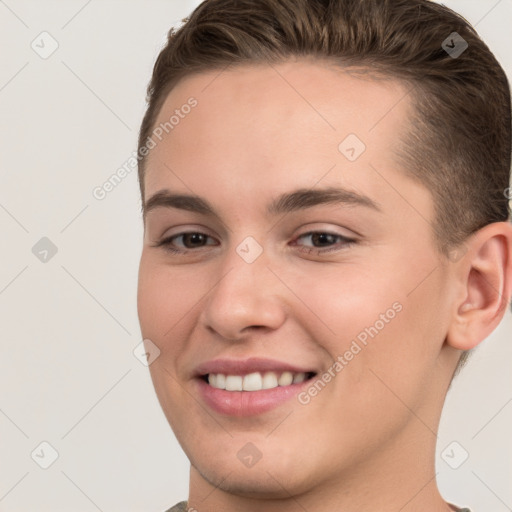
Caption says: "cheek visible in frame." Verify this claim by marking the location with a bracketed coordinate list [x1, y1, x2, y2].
[302, 259, 441, 406]
[137, 257, 199, 427]
[137, 255, 200, 341]
[334, 275, 447, 424]
[294, 263, 397, 346]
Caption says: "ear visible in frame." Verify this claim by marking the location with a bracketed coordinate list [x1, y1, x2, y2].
[446, 221, 512, 351]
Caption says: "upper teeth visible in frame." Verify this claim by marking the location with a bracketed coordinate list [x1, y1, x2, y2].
[207, 371, 307, 391]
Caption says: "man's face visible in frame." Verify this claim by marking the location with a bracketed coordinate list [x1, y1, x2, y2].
[137, 60, 457, 497]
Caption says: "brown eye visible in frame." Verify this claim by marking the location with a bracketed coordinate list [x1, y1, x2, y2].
[293, 231, 356, 253]
[155, 232, 218, 254]
[180, 233, 209, 248]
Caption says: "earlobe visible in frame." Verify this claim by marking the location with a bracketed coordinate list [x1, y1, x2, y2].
[446, 221, 512, 351]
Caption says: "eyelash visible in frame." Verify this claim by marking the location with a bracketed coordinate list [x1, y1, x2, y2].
[154, 230, 356, 255]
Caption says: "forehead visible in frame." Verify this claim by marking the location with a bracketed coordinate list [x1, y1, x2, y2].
[145, 60, 414, 201]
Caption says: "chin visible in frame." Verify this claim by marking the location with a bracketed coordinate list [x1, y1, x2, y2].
[192, 460, 309, 499]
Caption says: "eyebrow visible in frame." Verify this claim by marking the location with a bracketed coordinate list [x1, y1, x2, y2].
[143, 186, 382, 220]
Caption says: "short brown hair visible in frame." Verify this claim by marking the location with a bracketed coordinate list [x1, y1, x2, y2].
[137, 0, 511, 373]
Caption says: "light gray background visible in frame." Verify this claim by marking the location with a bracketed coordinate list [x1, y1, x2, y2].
[0, 1, 510, 511]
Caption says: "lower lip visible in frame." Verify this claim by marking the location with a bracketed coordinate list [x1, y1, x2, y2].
[195, 377, 313, 416]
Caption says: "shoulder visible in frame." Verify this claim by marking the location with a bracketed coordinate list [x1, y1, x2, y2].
[163, 501, 188, 512]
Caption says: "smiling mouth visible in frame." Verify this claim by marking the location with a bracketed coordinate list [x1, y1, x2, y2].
[200, 371, 317, 391]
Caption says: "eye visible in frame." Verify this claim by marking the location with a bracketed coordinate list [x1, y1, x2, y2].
[292, 231, 356, 254]
[153, 230, 356, 256]
[154, 232, 218, 254]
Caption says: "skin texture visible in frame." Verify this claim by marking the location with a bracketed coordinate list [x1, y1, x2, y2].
[137, 59, 512, 512]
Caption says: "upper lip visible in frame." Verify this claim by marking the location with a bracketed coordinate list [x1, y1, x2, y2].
[194, 357, 317, 377]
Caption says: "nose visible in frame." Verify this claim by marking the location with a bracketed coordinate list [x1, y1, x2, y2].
[198, 244, 287, 341]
